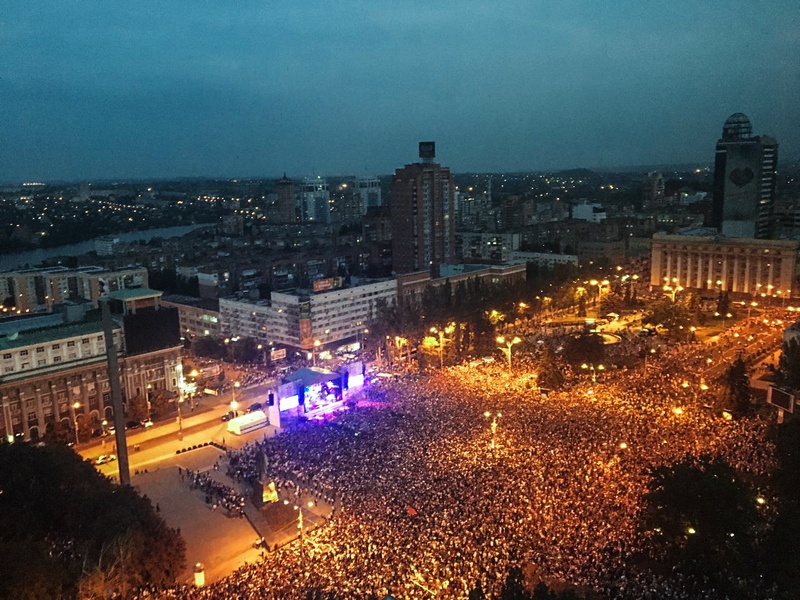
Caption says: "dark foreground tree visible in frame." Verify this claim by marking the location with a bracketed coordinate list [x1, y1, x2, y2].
[764, 419, 800, 596]
[562, 332, 604, 366]
[723, 356, 753, 417]
[500, 566, 529, 600]
[641, 454, 761, 582]
[0, 443, 185, 599]
[776, 338, 800, 391]
[537, 345, 565, 391]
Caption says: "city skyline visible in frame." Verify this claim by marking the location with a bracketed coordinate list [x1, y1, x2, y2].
[2, 1, 799, 181]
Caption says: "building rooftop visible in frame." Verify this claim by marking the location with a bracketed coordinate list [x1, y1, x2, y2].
[107, 288, 163, 301]
[160, 294, 220, 312]
[0, 317, 110, 351]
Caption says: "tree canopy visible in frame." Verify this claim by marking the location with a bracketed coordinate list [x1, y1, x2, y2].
[0, 443, 185, 599]
[642, 299, 692, 338]
[641, 453, 761, 584]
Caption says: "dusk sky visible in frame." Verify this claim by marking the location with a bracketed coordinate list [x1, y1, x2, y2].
[2, 1, 798, 182]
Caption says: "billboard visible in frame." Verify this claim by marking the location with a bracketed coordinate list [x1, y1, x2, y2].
[270, 347, 287, 361]
[768, 386, 795, 413]
[313, 278, 334, 293]
[419, 141, 436, 160]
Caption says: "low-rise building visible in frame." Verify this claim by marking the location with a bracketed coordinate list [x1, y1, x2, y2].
[0, 291, 182, 442]
[0, 265, 148, 314]
[160, 295, 221, 339]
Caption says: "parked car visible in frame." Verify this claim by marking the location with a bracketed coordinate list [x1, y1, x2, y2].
[95, 454, 117, 465]
[247, 402, 263, 413]
[126, 421, 143, 430]
[221, 411, 235, 422]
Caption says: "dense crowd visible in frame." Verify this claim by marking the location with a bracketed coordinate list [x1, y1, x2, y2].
[185, 468, 247, 518]
[132, 318, 786, 600]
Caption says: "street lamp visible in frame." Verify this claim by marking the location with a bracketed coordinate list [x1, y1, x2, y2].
[231, 381, 240, 417]
[177, 395, 184, 440]
[483, 411, 502, 451]
[747, 301, 758, 319]
[496, 336, 521, 370]
[581, 363, 605, 382]
[431, 323, 455, 368]
[313, 340, 320, 367]
[71, 402, 81, 446]
[663, 283, 683, 302]
[285, 499, 315, 548]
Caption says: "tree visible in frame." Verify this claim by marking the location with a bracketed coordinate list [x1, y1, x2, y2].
[562, 333, 604, 366]
[643, 299, 692, 338]
[41, 418, 73, 446]
[715, 291, 731, 317]
[723, 356, 752, 416]
[468, 580, 487, 600]
[598, 292, 626, 317]
[776, 338, 800, 391]
[641, 454, 761, 580]
[499, 566, 530, 600]
[537, 345, 565, 391]
[148, 389, 174, 420]
[191, 336, 226, 360]
[229, 336, 259, 364]
[532, 583, 578, 599]
[765, 419, 800, 596]
[0, 444, 185, 598]
[126, 393, 150, 423]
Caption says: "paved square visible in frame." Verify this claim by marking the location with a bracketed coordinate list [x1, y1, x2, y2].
[131, 446, 264, 583]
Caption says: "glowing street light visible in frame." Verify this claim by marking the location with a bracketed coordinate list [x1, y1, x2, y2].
[177, 394, 185, 440]
[71, 402, 81, 445]
[431, 323, 455, 368]
[581, 363, 605, 382]
[496, 335, 522, 370]
[313, 339, 321, 367]
[663, 283, 683, 302]
[484, 411, 502, 450]
[283, 499, 315, 548]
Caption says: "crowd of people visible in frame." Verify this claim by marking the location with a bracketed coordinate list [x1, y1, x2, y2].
[185, 468, 247, 518]
[131, 314, 787, 600]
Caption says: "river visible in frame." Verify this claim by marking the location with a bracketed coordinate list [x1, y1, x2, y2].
[0, 224, 212, 270]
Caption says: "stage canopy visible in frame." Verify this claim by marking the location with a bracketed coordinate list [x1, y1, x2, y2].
[283, 367, 340, 388]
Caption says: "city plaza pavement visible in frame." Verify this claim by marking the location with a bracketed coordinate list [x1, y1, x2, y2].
[85, 382, 335, 584]
[129, 449, 263, 584]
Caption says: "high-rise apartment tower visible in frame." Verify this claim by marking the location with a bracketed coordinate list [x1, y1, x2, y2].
[390, 142, 455, 274]
[711, 113, 778, 239]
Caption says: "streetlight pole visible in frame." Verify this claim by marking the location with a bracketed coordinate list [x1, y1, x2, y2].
[71, 402, 81, 446]
[313, 340, 320, 367]
[581, 363, 604, 382]
[177, 396, 184, 440]
[484, 411, 502, 451]
[663, 284, 683, 302]
[231, 381, 240, 417]
[496, 336, 521, 371]
[431, 323, 455, 369]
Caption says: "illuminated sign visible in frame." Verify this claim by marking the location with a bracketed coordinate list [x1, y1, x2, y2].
[279, 395, 300, 411]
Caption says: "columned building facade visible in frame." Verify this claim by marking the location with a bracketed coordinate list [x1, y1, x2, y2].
[650, 233, 799, 299]
[0, 322, 182, 442]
